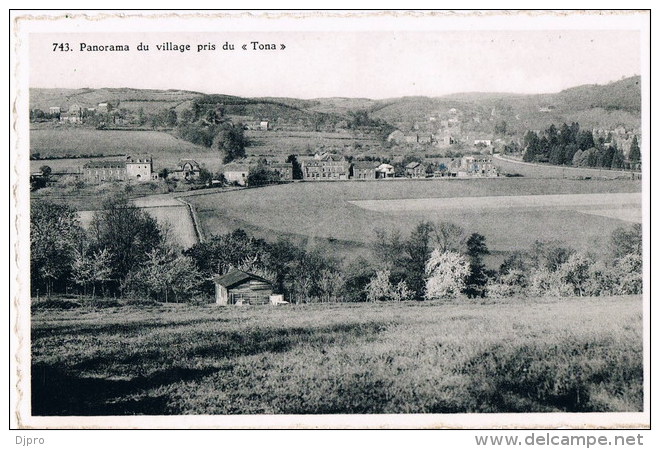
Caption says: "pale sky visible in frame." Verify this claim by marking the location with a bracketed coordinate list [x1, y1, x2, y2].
[29, 30, 641, 99]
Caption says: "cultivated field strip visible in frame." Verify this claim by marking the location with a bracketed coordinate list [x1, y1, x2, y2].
[348, 192, 641, 212]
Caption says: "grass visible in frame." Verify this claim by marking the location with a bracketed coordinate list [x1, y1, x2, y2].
[188, 178, 642, 261]
[30, 295, 643, 415]
[245, 130, 382, 158]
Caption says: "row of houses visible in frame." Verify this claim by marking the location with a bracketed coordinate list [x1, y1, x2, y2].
[39, 102, 115, 124]
[296, 153, 498, 181]
[79, 152, 498, 185]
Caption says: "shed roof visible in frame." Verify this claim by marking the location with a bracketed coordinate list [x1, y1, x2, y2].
[213, 269, 272, 289]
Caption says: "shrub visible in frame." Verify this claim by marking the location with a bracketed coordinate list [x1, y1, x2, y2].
[31, 298, 81, 310]
[528, 269, 573, 297]
[425, 250, 470, 300]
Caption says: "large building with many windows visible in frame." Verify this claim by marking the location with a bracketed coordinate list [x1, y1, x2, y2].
[82, 155, 153, 183]
[301, 153, 350, 180]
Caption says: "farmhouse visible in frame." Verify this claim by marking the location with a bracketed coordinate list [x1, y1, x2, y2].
[174, 159, 201, 180]
[214, 269, 274, 305]
[301, 153, 350, 180]
[352, 161, 378, 180]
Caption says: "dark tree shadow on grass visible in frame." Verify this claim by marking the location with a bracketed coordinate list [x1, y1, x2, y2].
[32, 320, 390, 415]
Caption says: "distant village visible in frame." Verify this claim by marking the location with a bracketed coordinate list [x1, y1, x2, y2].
[31, 98, 641, 189]
[33, 151, 498, 189]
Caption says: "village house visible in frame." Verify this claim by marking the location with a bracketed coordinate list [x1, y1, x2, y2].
[405, 161, 426, 178]
[48, 106, 61, 116]
[459, 156, 498, 177]
[259, 120, 270, 131]
[214, 269, 275, 305]
[417, 132, 433, 144]
[351, 161, 379, 180]
[270, 162, 293, 181]
[223, 161, 251, 186]
[432, 157, 460, 177]
[59, 112, 82, 124]
[376, 163, 395, 179]
[173, 159, 202, 181]
[125, 155, 153, 180]
[301, 153, 350, 180]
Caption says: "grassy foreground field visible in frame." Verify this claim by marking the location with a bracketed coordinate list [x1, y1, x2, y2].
[31, 295, 642, 415]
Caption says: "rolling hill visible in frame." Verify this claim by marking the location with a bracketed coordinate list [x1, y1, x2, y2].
[31, 76, 641, 137]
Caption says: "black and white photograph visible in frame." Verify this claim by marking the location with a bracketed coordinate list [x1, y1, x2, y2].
[10, 9, 650, 432]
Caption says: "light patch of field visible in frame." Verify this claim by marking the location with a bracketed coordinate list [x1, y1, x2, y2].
[78, 198, 198, 249]
[348, 192, 640, 212]
[576, 207, 642, 223]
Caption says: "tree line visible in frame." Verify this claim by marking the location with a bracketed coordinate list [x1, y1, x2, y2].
[31, 193, 642, 305]
[522, 123, 640, 170]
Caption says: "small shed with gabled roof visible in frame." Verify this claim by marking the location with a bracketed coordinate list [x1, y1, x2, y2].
[213, 269, 274, 305]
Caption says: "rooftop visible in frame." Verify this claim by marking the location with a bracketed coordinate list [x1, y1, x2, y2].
[213, 269, 272, 288]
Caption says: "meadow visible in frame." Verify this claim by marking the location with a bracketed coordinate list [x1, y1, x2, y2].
[29, 127, 222, 172]
[187, 178, 642, 261]
[30, 295, 643, 415]
[243, 130, 382, 158]
[494, 154, 640, 180]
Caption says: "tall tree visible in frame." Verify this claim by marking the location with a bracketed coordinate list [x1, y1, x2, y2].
[629, 135, 641, 163]
[577, 130, 595, 151]
[286, 154, 303, 179]
[89, 193, 164, 292]
[432, 221, 466, 253]
[463, 233, 491, 298]
[404, 221, 434, 298]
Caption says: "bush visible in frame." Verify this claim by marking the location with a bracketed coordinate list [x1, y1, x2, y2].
[31, 298, 81, 310]
[528, 269, 573, 297]
[122, 297, 161, 307]
[84, 297, 122, 308]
